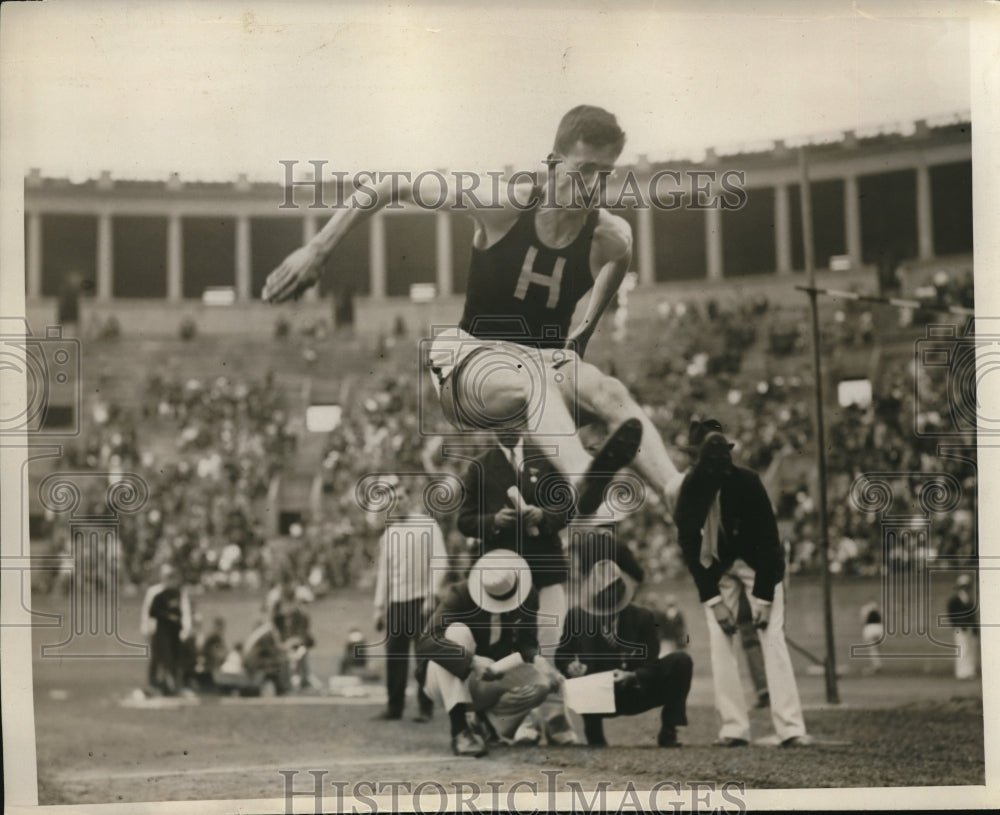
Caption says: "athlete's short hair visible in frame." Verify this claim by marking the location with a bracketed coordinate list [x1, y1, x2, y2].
[553, 105, 626, 156]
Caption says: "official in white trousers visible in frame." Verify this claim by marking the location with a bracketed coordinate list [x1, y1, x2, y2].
[673, 419, 809, 748]
[704, 560, 806, 743]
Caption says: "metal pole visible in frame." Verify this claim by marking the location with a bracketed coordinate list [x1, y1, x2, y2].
[798, 147, 840, 704]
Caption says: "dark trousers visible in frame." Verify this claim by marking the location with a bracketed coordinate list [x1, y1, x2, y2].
[386, 598, 433, 716]
[583, 652, 693, 743]
[149, 625, 182, 694]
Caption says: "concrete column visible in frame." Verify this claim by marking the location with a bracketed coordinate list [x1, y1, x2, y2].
[370, 212, 387, 299]
[96, 212, 113, 300]
[844, 174, 862, 269]
[27, 212, 42, 297]
[636, 204, 655, 285]
[705, 205, 723, 280]
[235, 215, 251, 300]
[302, 215, 319, 301]
[167, 214, 183, 301]
[435, 211, 453, 296]
[774, 183, 792, 274]
[916, 162, 934, 260]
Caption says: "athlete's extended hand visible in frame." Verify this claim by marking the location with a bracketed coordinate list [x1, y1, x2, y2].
[262, 244, 323, 303]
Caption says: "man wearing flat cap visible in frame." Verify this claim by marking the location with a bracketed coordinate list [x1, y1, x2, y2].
[555, 557, 693, 747]
[417, 549, 572, 756]
[674, 419, 808, 748]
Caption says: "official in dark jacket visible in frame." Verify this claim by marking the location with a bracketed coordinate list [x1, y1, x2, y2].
[458, 432, 571, 654]
[674, 419, 808, 748]
[555, 559, 692, 747]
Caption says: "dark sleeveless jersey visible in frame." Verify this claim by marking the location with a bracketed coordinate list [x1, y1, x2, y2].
[459, 200, 599, 349]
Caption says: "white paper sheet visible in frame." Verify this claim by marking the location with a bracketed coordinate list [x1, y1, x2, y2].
[563, 670, 616, 714]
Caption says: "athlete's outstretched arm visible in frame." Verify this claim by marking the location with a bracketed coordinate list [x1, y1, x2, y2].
[263, 176, 415, 303]
[564, 218, 631, 358]
[262, 175, 523, 303]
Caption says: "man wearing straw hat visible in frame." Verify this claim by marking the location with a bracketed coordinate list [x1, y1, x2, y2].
[556, 558, 693, 747]
[417, 549, 570, 756]
[674, 419, 809, 748]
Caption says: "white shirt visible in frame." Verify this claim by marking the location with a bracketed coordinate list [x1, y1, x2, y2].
[374, 514, 449, 612]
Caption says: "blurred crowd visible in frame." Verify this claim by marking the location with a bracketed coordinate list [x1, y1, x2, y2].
[40, 279, 977, 596]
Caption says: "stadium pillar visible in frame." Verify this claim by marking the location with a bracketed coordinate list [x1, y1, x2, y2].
[235, 214, 251, 301]
[26, 211, 42, 297]
[435, 211, 453, 297]
[844, 174, 862, 270]
[167, 214, 183, 301]
[370, 212, 387, 299]
[916, 162, 934, 260]
[96, 211, 113, 300]
[704, 204, 723, 280]
[636, 204, 655, 285]
[799, 147, 840, 705]
[774, 183, 792, 275]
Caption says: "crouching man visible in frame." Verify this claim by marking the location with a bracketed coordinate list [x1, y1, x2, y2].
[416, 549, 573, 757]
[556, 558, 693, 747]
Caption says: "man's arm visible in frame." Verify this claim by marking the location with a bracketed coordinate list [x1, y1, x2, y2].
[456, 457, 508, 546]
[565, 214, 632, 357]
[416, 585, 476, 679]
[263, 176, 528, 303]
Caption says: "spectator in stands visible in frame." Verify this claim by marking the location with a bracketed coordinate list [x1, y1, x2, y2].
[241, 617, 292, 695]
[858, 600, 883, 676]
[140, 563, 192, 696]
[651, 594, 687, 656]
[946, 575, 979, 680]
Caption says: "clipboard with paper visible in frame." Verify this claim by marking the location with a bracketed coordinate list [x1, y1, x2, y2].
[563, 670, 617, 714]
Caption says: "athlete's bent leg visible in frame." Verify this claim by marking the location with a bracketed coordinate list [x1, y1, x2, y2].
[559, 358, 681, 497]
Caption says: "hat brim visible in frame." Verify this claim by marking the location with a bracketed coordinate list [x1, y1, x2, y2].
[467, 549, 533, 613]
[579, 561, 638, 616]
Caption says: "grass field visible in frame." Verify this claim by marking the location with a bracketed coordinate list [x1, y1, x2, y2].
[29, 574, 984, 805]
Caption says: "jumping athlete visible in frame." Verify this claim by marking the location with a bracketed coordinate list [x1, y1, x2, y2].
[264, 105, 682, 516]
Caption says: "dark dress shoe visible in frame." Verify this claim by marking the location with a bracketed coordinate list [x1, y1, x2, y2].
[452, 727, 488, 757]
[713, 737, 749, 747]
[657, 727, 681, 748]
[374, 710, 402, 721]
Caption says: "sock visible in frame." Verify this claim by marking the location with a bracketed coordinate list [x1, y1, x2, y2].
[449, 703, 468, 737]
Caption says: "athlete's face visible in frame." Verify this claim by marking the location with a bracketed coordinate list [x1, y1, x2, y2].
[552, 139, 620, 209]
